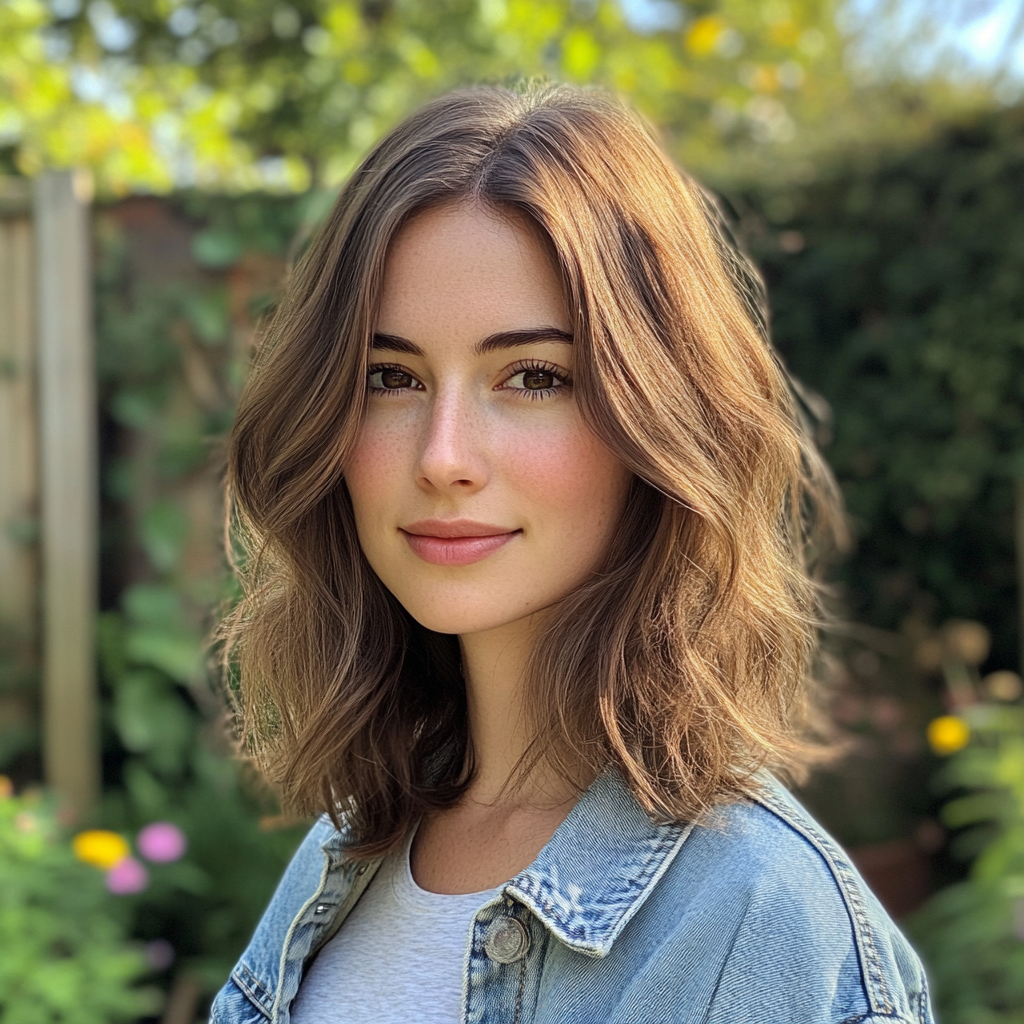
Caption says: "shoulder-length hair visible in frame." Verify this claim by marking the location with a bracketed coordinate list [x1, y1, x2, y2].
[223, 82, 844, 856]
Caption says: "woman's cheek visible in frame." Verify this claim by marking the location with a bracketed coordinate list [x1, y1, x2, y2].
[503, 422, 577, 492]
[345, 415, 414, 508]
[501, 414, 627, 531]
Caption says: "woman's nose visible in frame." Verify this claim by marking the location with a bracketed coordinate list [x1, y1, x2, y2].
[415, 389, 487, 493]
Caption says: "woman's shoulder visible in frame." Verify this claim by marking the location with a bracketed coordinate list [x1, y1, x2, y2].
[678, 776, 874, 899]
[643, 776, 934, 1023]
[684, 777, 906, 941]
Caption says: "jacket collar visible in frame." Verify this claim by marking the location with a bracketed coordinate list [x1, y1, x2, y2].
[320, 768, 694, 959]
[228, 771, 705, 1023]
[504, 769, 694, 958]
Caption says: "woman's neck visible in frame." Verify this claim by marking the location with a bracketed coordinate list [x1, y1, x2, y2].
[457, 612, 579, 809]
[409, 612, 587, 894]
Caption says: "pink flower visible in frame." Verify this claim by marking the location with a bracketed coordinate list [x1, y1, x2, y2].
[106, 856, 149, 894]
[137, 821, 187, 863]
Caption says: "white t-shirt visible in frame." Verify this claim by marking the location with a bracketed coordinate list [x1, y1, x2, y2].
[290, 828, 503, 1024]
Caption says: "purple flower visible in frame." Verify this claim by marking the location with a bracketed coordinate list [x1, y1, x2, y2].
[137, 821, 187, 863]
[106, 856, 149, 894]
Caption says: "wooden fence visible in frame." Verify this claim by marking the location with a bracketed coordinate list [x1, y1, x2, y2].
[0, 172, 98, 819]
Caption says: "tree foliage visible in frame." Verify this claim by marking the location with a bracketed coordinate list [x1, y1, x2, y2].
[0, 0, 855, 192]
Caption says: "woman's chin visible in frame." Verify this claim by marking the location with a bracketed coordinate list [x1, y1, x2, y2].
[401, 599, 536, 638]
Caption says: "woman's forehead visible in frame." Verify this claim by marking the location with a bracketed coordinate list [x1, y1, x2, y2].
[376, 202, 570, 344]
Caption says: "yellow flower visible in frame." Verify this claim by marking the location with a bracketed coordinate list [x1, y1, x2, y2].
[751, 65, 779, 92]
[927, 715, 970, 756]
[73, 829, 130, 870]
[686, 16, 726, 57]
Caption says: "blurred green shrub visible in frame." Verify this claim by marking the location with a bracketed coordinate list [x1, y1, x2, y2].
[0, 784, 155, 1024]
[736, 105, 1024, 673]
[96, 587, 310, 994]
[87, 193, 312, 1009]
[910, 701, 1024, 1023]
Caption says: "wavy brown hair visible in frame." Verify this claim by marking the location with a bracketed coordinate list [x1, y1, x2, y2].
[222, 82, 845, 856]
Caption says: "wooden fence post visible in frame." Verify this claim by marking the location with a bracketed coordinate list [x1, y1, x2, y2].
[34, 170, 99, 818]
[0, 180, 38, 750]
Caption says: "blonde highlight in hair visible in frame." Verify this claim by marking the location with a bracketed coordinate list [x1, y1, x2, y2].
[222, 83, 845, 856]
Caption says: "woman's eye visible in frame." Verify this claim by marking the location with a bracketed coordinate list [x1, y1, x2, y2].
[504, 364, 571, 395]
[369, 366, 418, 391]
[520, 369, 556, 389]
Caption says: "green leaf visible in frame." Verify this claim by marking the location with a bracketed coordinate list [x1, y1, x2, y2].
[139, 501, 190, 574]
[124, 627, 203, 683]
[182, 290, 229, 346]
[192, 230, 243, 269]
[122, 584, 183, 627]
[109, 389, 162, 429]
[561, 26, 601, 80]
[112, 669, 193, 764]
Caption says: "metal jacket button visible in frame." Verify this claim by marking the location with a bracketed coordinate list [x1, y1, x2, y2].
[484, 917, 530, 964]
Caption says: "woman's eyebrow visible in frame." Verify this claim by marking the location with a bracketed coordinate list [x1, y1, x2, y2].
[371, 327, 573, 356]
[475, 328, 573, 354]
[372, 332, 424, 355]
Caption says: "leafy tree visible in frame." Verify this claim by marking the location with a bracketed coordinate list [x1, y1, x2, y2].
[1, 0, 857, 192]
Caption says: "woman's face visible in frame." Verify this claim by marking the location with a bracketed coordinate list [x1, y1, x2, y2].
[344, 202, 632, 637]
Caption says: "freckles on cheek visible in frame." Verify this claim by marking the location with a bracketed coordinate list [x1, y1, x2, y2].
[344, 419, 413, 511]
[495, 420, 573, 491]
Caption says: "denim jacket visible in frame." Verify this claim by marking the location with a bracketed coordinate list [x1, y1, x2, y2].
[210, 771, 934, 1024]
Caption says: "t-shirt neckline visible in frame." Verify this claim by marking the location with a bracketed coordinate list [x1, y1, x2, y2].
[393, 821, 505, 911]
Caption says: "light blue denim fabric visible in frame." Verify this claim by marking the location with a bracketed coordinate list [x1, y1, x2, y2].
[210, 771, 934, 1024]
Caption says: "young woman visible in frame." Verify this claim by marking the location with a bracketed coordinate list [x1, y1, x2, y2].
[211, 84, 933, 1024]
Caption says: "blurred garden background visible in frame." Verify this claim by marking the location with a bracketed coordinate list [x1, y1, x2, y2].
[3, 0, 1024, 1020]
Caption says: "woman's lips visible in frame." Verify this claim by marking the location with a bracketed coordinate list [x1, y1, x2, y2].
[400, 520, 521, 566]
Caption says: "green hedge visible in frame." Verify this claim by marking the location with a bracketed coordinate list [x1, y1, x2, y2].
[736, 105, 1024, 669]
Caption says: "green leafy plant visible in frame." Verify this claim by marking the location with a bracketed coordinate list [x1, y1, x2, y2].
[0, 785, 156, 1024]
[910, 701, 1024, 1023]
